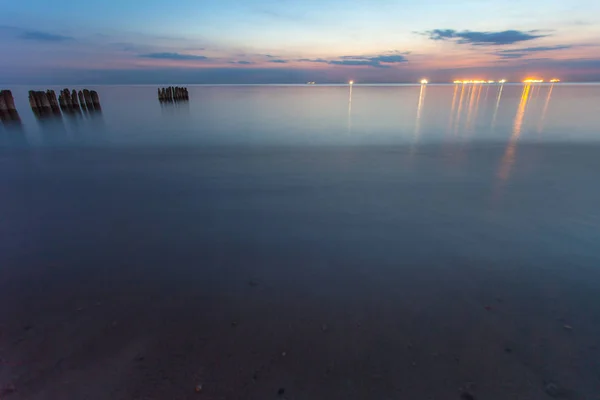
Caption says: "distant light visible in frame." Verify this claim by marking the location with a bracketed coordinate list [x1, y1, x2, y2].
[420, 79, 428, 84]
[349, 80, 354, 85]
[499, 79, 507, 84]
[453, 80, 491, 84]
[550, 78, 560, 83]
[523, 79, 544, 83]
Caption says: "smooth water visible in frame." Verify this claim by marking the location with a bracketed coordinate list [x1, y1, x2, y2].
[1, 85, 600, 399]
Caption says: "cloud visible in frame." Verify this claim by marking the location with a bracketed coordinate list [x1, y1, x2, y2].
[424, 29, 547, 45]
[370, 54, 409, 63]
[269, 59, 288, 63]
[298, 52, 408, 68]
[329, 59, 381, 67]
[138, 52, 208, 61]
[494, 44, 573, 59]
[296, 58, 328, 63]
[230, 60, 255, 65]
[19, 31, 73, 42]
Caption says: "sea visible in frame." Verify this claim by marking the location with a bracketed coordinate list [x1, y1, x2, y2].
[1, 84, 600, 400]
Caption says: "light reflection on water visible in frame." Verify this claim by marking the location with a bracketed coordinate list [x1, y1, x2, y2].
[2, 84, 599, 149]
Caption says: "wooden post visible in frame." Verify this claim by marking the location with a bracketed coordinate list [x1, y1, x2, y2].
[71, 89, 80, 108]
[90, 90, 100, 109]
[47, 90, 60, 111]
[58, 92, 66, 109]
[2, 90, 17, 112]
[0, 91, 7, 116]
[29, 91, 39, 111]
[64, 89, 74, 109]
[83, 89, 93, 109]
[77, 91, 86, 109]
[39, 91, 51, 111]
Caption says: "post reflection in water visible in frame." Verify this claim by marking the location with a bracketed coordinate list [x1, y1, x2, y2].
[35, 109, 69, 145]
[498, 83, 532, 182]
[538, 84, 554, 133]
[1, 112, 28, 148]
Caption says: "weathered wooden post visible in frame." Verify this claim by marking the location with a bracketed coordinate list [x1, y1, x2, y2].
[0, 90, 19, 120]
[0, 92, 7, 117]
[77, 91, 86, 109]
[90, 90, 100, 109]
[58, 92, 66, 109]
[47, 90, 60, 111]
[39, 91, 51, 112]
[29, 91, 38, 112]
[2, 90, 17, 112]
[71, 89, 80, 108]
[83, 89, 93, 109]
[64, 89, 74, 109]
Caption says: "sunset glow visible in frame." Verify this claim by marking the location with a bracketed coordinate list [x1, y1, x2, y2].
[0, 0, 599, 83]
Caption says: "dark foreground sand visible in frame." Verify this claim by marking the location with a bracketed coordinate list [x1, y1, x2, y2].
[1, 145, 600, 399]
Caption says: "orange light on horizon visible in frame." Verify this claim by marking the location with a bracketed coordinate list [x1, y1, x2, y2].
[453, 80, 501, 84]
[523, 79, 544, 83]
[420, 79, 429, 84]
[349, 80, 354, 85]
[550, 78, 560, 83]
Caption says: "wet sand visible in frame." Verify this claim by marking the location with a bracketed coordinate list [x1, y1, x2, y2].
[1, 144, 600, 399]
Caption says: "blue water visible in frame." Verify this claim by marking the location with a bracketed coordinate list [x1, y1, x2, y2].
[1, 84, 600, 399]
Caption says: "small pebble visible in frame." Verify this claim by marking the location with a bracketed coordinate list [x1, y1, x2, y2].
[281, 352, 286, 357]
[461, 392, 476, 400]
[248, 280, 259, 287]
[563, 325, 573, 330]
[484, 305, 492, 311]
[321, 324, 328, 332]
[544, 382, 559, 397]
[231, 321, 238, 327]
[195, 383, 202, 393]
[504, 348, 512, 354]
[1, 384, 16, 396]
[278, 387, 285, 396]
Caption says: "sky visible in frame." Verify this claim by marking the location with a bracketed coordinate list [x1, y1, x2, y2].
[1, 0, 599, 83]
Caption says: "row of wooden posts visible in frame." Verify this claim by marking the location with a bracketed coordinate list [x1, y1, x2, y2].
[29, 89, 101, 114]
[158, 86, 189, 102]
[3, 86, 190, 120]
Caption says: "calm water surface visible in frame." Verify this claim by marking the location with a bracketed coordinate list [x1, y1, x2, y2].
[1, 85, 600, 399]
